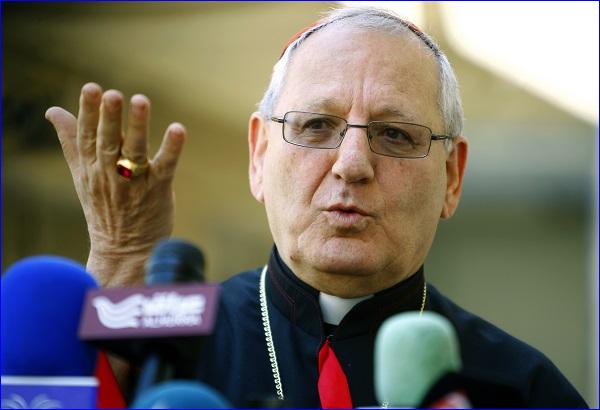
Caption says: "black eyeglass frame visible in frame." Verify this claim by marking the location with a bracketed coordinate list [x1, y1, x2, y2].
[270, 111, 451, 159]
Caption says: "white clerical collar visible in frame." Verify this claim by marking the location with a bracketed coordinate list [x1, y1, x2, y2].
[319, 292, 373, 325]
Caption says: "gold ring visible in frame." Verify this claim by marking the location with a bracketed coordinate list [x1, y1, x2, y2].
[116, 156, 149, 179]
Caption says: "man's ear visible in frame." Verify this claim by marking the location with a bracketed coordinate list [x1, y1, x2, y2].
[248, 112, 268, 203]
[441, 136, 468, 219]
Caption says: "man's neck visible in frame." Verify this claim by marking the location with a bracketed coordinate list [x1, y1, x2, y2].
[267, 247, 427, 338]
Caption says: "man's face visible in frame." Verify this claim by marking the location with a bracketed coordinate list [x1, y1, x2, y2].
[249, 26, 467, 297]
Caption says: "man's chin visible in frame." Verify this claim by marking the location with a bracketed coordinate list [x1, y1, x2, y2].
[291, 236, 400, 277]
[306, 249, 382, 277]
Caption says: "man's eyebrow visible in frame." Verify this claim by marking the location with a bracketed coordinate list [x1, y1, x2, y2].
[300, 100, 419, 123]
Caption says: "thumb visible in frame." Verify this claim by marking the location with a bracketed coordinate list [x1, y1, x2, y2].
[45, 106, 78, 166]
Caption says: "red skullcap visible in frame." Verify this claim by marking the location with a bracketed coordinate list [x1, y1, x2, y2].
[278, 21, 320, 59]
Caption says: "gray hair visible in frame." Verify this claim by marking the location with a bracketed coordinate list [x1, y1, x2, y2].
[257, 7, 464, 148]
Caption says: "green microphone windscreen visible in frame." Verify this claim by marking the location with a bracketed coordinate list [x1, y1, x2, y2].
[374, 311, 461, 407]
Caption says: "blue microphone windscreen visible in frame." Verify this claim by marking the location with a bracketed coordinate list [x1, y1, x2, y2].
[131, 380, 231, 408]
[1, 256, 99, 376]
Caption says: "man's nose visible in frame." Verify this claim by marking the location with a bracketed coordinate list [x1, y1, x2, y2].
[331, 126, 375, 183]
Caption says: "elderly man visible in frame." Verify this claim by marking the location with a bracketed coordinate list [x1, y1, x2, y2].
[46, 7, 586, 408]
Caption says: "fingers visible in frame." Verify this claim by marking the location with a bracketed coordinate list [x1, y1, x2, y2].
[152, 123, 186, 180]
[45, 106, 78, 167]
[77, 83, 103, 163]
[97, 90, 124, 167]
[50, 84, 184, 183]
[122, 94, 150, 163]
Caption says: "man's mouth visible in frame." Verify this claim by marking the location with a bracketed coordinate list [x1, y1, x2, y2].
[324, 204, 372, 230]
[325, 204, 370, 216]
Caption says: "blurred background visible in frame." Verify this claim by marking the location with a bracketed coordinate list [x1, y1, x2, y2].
[2, 1, 597, 405]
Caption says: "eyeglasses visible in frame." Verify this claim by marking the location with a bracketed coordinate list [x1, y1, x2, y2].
[270, 111, 450, 159]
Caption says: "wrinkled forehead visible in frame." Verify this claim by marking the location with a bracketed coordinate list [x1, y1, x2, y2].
[277, 25, 441, 125]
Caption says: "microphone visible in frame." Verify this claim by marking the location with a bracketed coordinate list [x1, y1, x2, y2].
[145, 238, 205, 285]
[374, 311, 471, 408]
[135, 239, 207, 396]
[130, 380, 231, 408]
[1, 256, 99, 408]
[79, 238, 221, 403]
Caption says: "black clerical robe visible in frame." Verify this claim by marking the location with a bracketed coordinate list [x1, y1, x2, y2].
[197, 248, 587, 408]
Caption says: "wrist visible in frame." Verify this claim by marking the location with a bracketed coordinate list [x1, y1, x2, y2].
[87, 245, 154, 287]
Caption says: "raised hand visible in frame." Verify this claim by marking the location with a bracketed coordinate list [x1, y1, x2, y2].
[46, 83, 186, 286]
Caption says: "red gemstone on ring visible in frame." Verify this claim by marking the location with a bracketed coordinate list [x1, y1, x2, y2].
[117, 164, 133, 179]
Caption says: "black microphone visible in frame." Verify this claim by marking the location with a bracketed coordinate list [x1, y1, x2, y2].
[79, 238, 221, 404]
[135, 239, 207, 397]
[145, 238, 205, 285]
